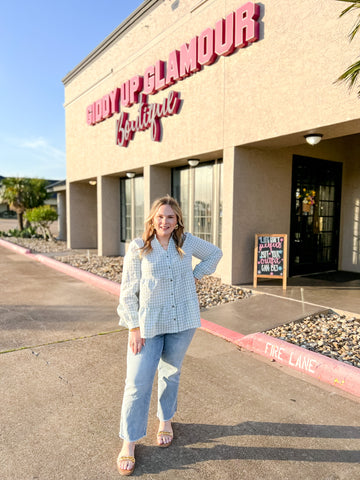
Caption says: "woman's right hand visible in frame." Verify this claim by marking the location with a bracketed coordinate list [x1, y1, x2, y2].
[129, 328, 145, 355]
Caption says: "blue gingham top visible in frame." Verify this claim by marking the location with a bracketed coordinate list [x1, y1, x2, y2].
[117, 232, 223, 338]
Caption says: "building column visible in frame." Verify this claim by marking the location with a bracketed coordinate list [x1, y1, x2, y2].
[67, 181, 97, 249]
[226, 147, 292, 285]
[143, 165, 171, 215]
[221, 146, 238, 285]
[57, 191, 67, 241]
[97, 176, 121, 256]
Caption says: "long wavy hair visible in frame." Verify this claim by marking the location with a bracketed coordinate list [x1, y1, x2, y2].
[140, 195, 185, 257]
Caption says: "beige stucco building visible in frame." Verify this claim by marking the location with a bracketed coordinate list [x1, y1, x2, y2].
[62, 0, 360, 285]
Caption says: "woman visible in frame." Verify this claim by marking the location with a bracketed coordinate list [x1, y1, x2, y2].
[116, 195, 222, 476]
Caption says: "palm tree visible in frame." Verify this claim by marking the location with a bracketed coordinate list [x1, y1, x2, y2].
[0, 177, 49, 231]
[337, 0, 360, 96]
[0, 177, 28, 230]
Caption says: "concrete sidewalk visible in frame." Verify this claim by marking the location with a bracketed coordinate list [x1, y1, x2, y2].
[1, 245, 360, 479]
[2, 237, 360, 397]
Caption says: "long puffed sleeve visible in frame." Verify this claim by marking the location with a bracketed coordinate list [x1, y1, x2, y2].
[190, 234, 223, 280]
[117, 239, 142, 330]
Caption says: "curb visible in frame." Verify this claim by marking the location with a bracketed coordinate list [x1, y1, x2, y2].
[200, 318, 245, 344]
[0, 238, 31, 255]
[31, 253, 121, 297]
[237, 332, 360, 398]
[1, 238, 360, 398]
[0, 239, 120, 296]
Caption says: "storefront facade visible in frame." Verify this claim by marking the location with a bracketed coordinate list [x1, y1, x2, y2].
[63, 0, 360, 284]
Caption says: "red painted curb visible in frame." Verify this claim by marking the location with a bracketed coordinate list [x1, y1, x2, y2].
[238, 332, 360, 398]
[0, 238, 31, 255]
[30, 253, 121, 297]
[200, 318, 244, 343]
[0, 239, 120, 296]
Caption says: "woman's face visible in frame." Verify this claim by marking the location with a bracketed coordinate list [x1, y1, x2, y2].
[153, 204, 178, 240]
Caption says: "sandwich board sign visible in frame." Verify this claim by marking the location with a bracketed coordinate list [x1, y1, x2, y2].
[254, 234, 287, 290]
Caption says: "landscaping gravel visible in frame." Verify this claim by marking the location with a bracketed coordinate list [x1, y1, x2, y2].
[265, 311, 360, 368]
[6, 238, 250, 309]
[4, 237, 360, 368]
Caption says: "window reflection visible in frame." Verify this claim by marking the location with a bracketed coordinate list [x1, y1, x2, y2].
[120, 176, 144, 242]
[134, 177, 144, 238]
[194, 164, 213, 242]
[172, 160, 222, 247]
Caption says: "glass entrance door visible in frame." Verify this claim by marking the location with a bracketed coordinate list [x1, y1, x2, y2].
[289, 155, 342, 276]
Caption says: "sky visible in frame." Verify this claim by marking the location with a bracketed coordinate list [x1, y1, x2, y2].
[0, 0, 144, 181]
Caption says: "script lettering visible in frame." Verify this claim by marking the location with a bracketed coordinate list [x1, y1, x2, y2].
[115, 91, 182, 147]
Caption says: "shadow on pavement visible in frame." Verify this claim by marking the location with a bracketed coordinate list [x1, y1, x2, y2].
[134, 421, 360, 475]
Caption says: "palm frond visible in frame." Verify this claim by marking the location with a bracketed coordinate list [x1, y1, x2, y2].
[337, 59, 360, 96]
[337, 0, 360, 40]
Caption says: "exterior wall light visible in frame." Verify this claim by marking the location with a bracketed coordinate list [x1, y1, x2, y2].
[188, 159, 200, 167]
[304, 134, 323, 146]
[89, 180, 97, 186]
[126, 172, 136, 178]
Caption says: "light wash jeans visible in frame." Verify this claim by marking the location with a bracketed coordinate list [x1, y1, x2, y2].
[119, 328, 196, 442]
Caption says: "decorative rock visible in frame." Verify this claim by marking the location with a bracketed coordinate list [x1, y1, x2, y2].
[265, 310, 360, 369]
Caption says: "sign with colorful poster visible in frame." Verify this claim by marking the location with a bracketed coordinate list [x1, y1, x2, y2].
[253, 234, 287, 290]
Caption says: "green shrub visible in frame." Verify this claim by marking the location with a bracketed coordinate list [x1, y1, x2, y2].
[25, 205, 58, 241]
[7, 226, 39, 238]
[7, 228, 21, 237]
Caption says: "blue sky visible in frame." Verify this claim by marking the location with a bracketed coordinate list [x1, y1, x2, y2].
[0, 0, 144, 181]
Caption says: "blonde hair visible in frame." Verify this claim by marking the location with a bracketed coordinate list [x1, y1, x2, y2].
[140, 195, 185, 257]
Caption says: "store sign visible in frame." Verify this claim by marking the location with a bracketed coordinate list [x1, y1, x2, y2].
[86, 1, 261, 146]
[115, 91, 181, 147]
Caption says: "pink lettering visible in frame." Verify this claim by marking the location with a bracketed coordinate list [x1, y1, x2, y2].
[150, 116, 161, 142]
[215, 12, 235, 56]
[115, 113, 129, 147]
[235, 1, 260, 48]
[121, 80, 130, 107]
[102, 94, 111, 119]
[129, 75, 143, 105]
[166, 50, 180, 86]
[86, 104, 95, 125]
[179, 37, 200, 78]
[87, 3, 261, 126]
[115, 91, 182, 147]
[167, 90, 181, 115]
[143, 66, 155, 95]
[198, 27, 217, 66]
[95, 99, 103, 123]
[109, 88, 120, 114]
[155, 60, 166, 91]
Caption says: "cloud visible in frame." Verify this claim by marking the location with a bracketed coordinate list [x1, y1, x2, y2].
[0, 135, 66, 179]
[21, 137, 65, 161]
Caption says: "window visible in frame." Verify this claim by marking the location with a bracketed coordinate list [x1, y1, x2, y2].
[134, 176, 144, 238]
[172, 159, 223, 246]
[120, 176, 144, 242]
[194, 164, 213, 242]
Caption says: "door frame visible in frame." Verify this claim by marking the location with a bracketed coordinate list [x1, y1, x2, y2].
[289, 155, 342, 276]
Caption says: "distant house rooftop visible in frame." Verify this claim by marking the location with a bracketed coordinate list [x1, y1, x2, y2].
[47, 180, 66, 193]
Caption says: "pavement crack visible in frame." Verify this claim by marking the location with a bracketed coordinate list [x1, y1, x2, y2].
[0, 328, 125, 355]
